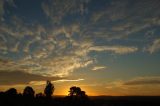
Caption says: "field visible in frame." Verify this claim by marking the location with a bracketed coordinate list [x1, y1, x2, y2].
[89, 96, 160, 106]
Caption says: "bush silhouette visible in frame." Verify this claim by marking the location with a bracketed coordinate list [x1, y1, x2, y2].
[44, 80, 54, 98]
[5, 88, 17, 95]
[23, 86, 35, 97]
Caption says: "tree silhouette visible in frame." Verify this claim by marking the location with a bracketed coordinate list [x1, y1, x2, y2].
[69, 86, 77, 96]
[5, 88, 17, 95]
[44, 80, 54, 98]
[68, 86, 87, 97]
[23, 86, 35, 97]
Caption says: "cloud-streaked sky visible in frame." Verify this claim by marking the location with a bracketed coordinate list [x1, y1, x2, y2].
[0, 0, 160, 96]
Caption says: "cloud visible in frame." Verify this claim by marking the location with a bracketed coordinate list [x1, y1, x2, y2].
[123, 76, 160, 85]
[0, 35, 7, 52]
[29, 78, 84, 85]
[0, 19, 138, 77]
[146, 38, 160, 54]
[0, 0, 159, 81]
[89, 46, 138, 54]
[105, 76, 160, 95]
[92, 66, 106, 71]
[0, 71, 63, 85]
[0, 16, 46, 40]
[105, 76, 160, 88]
[23, 40, 35, 53]
[53, 78, 84, 83]
[0, 22, 95, 77]
[35, 55, 93, 77]
[88, 0, 160, 42]
[10, 42, 20, 52]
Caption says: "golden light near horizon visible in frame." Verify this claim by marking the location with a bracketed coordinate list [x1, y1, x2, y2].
[53, 82, 97, 96]
[0, 81, 98, 96]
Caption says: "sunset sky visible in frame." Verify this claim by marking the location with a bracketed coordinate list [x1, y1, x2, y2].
[0, 0, 160, 96]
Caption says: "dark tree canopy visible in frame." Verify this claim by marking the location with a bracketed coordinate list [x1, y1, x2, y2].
[5, 88, 17, 95]
[69, 86, 87, 97]
[0, 81, 158, 106]
[23, 86, 35, 97]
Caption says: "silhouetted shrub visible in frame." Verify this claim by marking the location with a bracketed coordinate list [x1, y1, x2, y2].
[23, 86, 35, 98]
[5, 88, 17, 95]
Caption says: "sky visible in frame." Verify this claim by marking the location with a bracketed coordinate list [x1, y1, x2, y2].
[0, 0, 160, 96]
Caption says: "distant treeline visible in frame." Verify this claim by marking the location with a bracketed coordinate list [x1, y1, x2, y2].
[0, 80, 90, 106]
[0, 80, 160, 106]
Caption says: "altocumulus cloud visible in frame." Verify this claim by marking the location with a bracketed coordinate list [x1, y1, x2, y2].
[0, 0, 159, 79]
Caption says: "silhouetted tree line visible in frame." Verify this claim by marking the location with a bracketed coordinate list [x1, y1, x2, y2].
[0, 80, 91, 106]
[1, 81, 160, 106]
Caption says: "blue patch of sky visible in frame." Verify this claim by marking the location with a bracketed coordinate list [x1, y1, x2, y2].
[126, 26, 160, 47]
[87, 0, 110, 12]
[7, 0, 48, 25]
[3, 1, 15, 20]
[87, 52, 160, 80]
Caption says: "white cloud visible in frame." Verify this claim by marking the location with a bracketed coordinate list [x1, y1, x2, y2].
[29, 78, 84, 85]
[53, 78, 84, 83]
[36, 55, 93, 77]
[89, 46, 138, 54]
[29, 81, 46, 85]
[92, 66, 106, 71]
[0, 22, 95, 77]
[146, 38, 160, 54]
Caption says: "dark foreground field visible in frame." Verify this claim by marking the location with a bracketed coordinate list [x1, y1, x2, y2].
[89, 96, 160, 106]
[0, 94, 160, 106]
